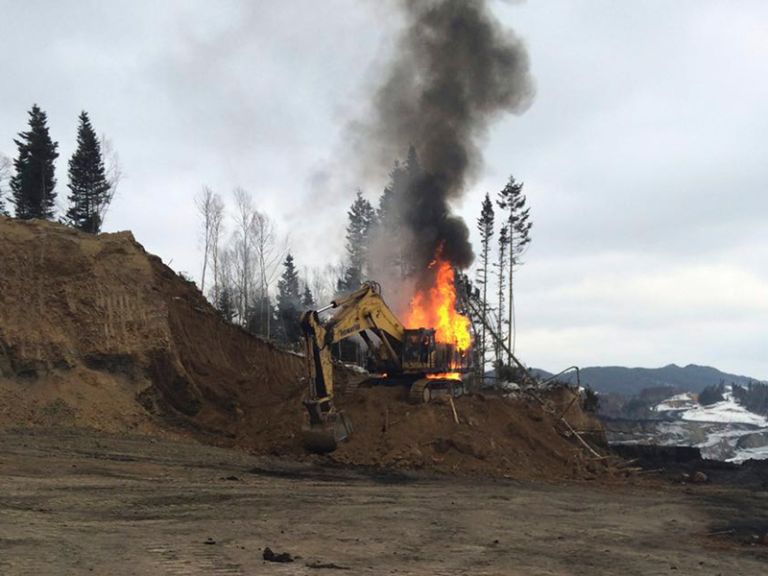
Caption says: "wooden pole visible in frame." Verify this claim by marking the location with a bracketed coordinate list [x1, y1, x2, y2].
[448, 396, 459, 424]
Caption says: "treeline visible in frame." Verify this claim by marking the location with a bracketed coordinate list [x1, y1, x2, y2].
[1, 106, 536, 365]
[697, 380, 768, 416]
[195, 146, 414, 347]
[474, 177, 532, 375]
[732, 382, 768, 416]
[0, 104, 120, 232]
[195, 148, 428, 349]
[200, 145, 534, 369]
[600, 385, 677, 420]
[194, 185, 320, 346]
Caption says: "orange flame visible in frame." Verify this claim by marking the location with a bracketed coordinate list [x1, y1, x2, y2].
[403, 252, 471, 352]
[426, 372, 462, 381]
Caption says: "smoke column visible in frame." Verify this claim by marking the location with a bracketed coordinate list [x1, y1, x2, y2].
[363, 0, 534, 283]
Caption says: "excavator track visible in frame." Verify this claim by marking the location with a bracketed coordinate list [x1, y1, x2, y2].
[409, 379, 432, 404]
[409, 378, 465, 404]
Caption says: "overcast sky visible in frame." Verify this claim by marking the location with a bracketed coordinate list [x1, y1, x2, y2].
[1, 1, 766, 379]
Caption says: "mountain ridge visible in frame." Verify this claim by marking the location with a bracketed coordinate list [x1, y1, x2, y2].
[533, 363, 766, 397]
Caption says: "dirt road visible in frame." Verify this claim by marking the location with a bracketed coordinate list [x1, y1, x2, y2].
[1, 430, 766, 575]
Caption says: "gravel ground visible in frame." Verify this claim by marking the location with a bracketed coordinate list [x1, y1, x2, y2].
[1, 429, 766, 575]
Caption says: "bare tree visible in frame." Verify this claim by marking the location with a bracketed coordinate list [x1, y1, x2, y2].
[196, 187, 215, 294]
[252, 209, 285, 338]
[307, 263, 346, 307]
[94, 135, 122, 228]
[208, 194, 225, 304]
[231, 187, 257, 324]
[195, 186, 225, 299]
[216, 187, 288, 333]
[0, 154, 11, 215]
[309, 265, 335, 307]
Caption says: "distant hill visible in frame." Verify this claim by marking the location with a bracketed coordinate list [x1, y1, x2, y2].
[533, 364, 765, 397]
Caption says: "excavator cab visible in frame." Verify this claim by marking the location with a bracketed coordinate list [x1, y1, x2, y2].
[401, 328, 436, 371]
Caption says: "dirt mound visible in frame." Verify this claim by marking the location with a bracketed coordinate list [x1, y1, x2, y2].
[0, 217, 608, 480]
[326, 385, 607, 479]
[0, 217, 304, 441]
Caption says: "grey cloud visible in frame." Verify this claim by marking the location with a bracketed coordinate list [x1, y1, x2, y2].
[0, 1, 765, 378]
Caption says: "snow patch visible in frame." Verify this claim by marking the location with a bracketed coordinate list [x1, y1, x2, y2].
[625, 385, 768, 462]
[680, 388, 768, 427]
[655, 392, 697, 412]
[729, 445, 768, 464]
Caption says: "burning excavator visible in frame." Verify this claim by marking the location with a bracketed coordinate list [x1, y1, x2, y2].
[300, 257, 472, 453]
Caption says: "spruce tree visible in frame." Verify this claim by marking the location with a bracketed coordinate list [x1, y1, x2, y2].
[376, 162, 402, 231]
[301, 284, 315, 308]
[497, 175, 532, 357]
[338, 191, 377, 292]
[494, 224, 509, 369]
[400, 145, 422, 277]
[476, 193, 495, 380]
[374, 146, 423, 280]
[10, 104, 59, 219]
[217, 286, 236, 323]
[277, 253, 302, 344]
[375, 162, 405, 280]
[377, 146, 421, 227]
[66, 111, 110, 233]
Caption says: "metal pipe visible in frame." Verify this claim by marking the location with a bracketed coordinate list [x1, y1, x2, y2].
[541, 366, 581, 388]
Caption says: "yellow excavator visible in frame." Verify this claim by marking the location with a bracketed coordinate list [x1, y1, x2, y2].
[300, 281, 470, 453]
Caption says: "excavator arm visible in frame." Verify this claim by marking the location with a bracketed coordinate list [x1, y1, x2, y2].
[300, 309, 349, 453]
[324, 281, 405, 367]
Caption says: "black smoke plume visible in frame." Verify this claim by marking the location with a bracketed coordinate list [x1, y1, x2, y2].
[364, 0, 534, 282]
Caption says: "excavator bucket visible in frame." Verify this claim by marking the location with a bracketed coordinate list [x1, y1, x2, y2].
[302, 402, 353, 454]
